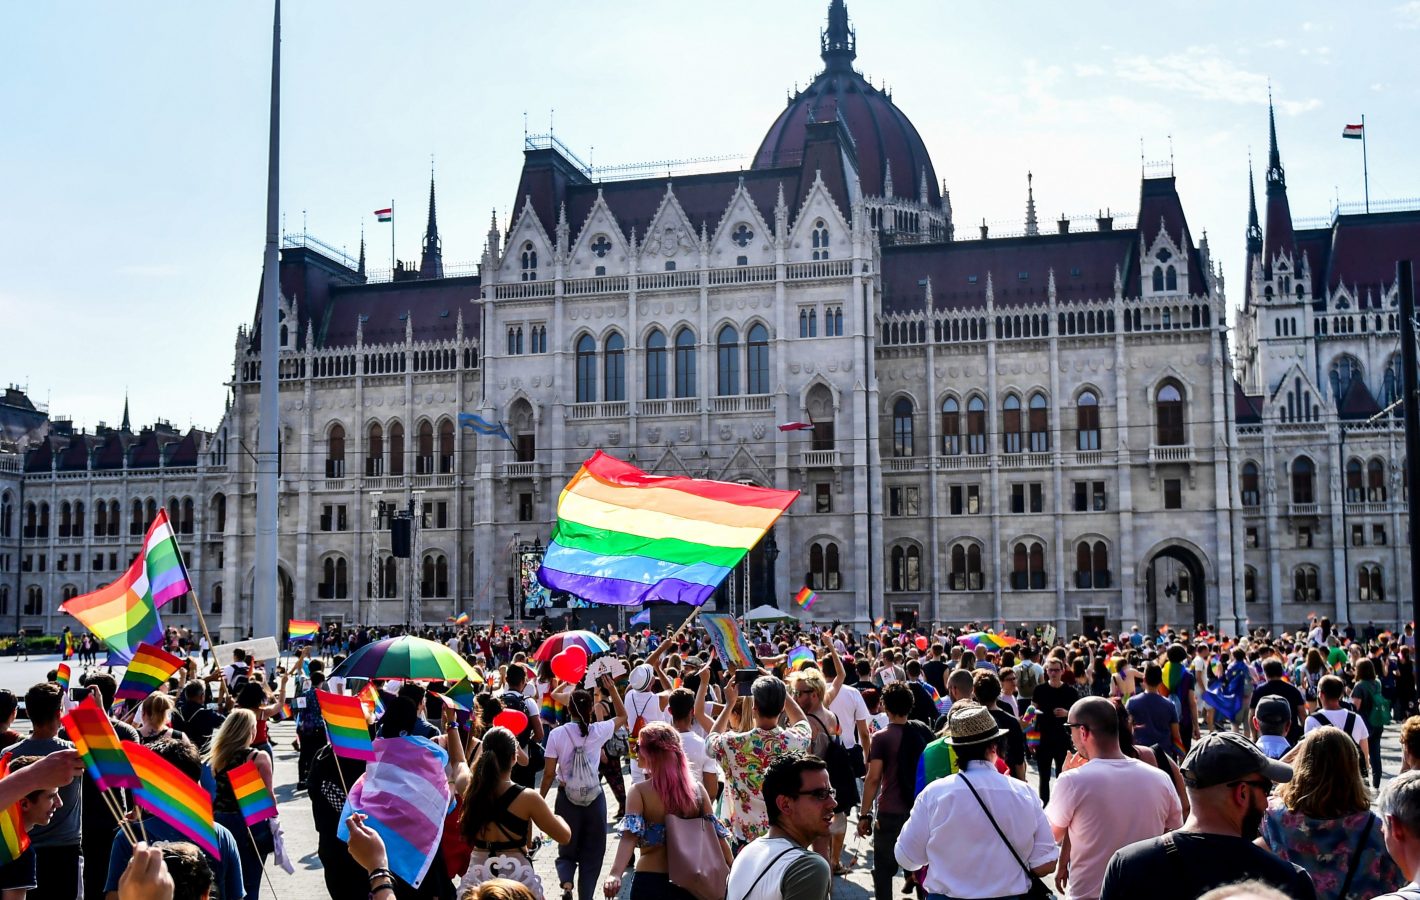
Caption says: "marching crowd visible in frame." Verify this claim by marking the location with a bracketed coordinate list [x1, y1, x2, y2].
[5, 614, 1420, 900]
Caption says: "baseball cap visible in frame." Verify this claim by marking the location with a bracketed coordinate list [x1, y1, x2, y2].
[1180, 731, 1293, 789]
[1254, 696, 1292, 726]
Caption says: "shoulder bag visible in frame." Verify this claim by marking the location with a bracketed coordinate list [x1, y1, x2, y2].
[665, 787, 731, 900]
[958, 772, 1053, 900]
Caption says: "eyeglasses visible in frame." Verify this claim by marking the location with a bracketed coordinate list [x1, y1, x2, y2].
[793, 787, 836, 802]
[1065, 722, 1088, 731]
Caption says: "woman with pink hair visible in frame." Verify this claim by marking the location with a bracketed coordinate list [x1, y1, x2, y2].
[601, 722, 732, 900]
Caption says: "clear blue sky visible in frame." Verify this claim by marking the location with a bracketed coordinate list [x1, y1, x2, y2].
[4, 2, 1416, 431]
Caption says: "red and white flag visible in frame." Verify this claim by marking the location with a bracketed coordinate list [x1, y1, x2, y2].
[777, 421, 815, 432]
[1342, 123, 1364, 140]
[374, 207, 393, 222]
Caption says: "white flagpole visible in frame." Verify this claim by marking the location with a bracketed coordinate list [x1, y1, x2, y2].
[1362, 114, 1370, 214]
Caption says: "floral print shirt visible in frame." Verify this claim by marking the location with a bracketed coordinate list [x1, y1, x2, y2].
[1261, 801, 1404, 900]
[706, 722, 812, 842]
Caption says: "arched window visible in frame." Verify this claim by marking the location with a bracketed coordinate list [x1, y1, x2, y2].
[808, 541, 842, 591]
[107, 499, 120, 536]
[1165, 266, 1178, 291]
[381, 554, 397, 598]
[1329, 355, 1362, 401]
[604, 332, 626, 402]
[1345, 458, 1364, 503]
[320, 557, 338, 599]
[1383, 355, 1402, 414]
[439, 419, 455, 474]
[507, 327, 518, 356]
[1012, 541, 1047, 590]
[1291, 456, 1315, 504]
[716, 325, 740, 396]
[1027, 392, 1049, 452]
[212, 494, 226, 533]
[388, 421, 405, 477]
[58, 502, 71, 538]
[746, 324, 769, 395]
[1076, 541, 1110, 589]
[1358, 565, 1384, 603]
[1293, 565, 1320, 603]
[326, 424, 346, 477]
[416, 421, 434, 474]
[825, 543, 840, 590]
[520, 243, 537, 281]
[1368, 459, 1387, 501]
[889, 544, 921, 592]
[799, 309, 809, 338]
[674, 328, 697, 398]
[366, 422, 384, 476]
[575, 334, 597, 403]
[1244, 566, 1257, 603]
[1151, 267, 1164, 292]
[168, 497, 181, 529]
[811, 220, 830, 260]
[1156, 382, 1185, 445]
[92, 499, 106, 538]
[421, 553, 449, 598]
[892, 398, 914, 458]
[1002, 394, 1022, 453]
[37, 503, 48, 538]
[1076, 391, 1100, 450]
[966, 396, 987, 455]
[0, 586, 8, 616]
[211, 583, 223, 615]
[71, 503, 84, 539]
[24, 586, 41, 616]
[144, 499, 156, 528]
[1241, 462, 1260, 506]
[181, 498, 194, 534]
[941, 397, 961, 455]
[645, 330, 668, 400]
[948, 543, 983, 591]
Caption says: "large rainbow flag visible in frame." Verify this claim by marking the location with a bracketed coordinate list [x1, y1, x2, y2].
[123, 741, 221, 859]
[538, 451, 798, 607]
[114, 643, 185, 705]
[59, 510, 191, 663]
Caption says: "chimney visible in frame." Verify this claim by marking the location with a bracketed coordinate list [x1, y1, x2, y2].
[1096, 208, 1113, 232]
[979, 219, 989, 239]
[1058, 215, 1070, 235]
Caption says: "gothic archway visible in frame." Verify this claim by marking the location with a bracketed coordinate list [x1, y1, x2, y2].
[1144, 546, 1207, 632]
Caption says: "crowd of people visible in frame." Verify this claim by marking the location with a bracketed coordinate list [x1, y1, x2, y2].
[4, 613, 1420, 900]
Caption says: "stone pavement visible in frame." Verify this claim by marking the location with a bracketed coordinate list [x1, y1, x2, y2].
[0, 655, 1406, 899]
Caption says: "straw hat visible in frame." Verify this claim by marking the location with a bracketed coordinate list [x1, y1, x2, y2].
[944, 701, 1007, 747]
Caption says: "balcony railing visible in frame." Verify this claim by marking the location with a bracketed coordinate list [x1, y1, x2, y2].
[503, 461, 540, 479]
[1288, 502, 1319, 517]
[1148, 444, 1195, 464]
[802, 450, 841, 468]
[887, 457, 919, 472]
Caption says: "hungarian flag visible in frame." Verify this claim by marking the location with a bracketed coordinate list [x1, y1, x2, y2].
[374, 208, 393, 222]
[777, 422, 815, 432]
[1342, 123, 1364, 140]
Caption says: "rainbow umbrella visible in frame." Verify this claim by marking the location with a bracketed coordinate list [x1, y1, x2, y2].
[330, 636, 479, 682]
[956, 631, 1018, 650]
[533, 629, 611, 662]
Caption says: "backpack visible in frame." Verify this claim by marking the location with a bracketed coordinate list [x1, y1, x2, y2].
[1357, 681, 1392, 730]
[1015, 662, 1040, 701]
[626, 694, 655, 762]
[808, 710, 858, 813]
[1310, 709, 1366, 767]
[501, 690, 545, 781]
[561, 727, 602, 806]
[296, 689, 323, 732]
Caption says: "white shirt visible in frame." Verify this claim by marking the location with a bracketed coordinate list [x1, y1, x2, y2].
[1305, 706, 1370, 743]
[680, 729, 722, 781]
[545, 719, 617, 785]
[998, 694, 1020, 718]
[827, 684, 870, 750]
[896, 760, 1058, 898]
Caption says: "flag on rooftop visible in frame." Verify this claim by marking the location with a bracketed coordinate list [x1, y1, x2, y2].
[1342, 123, 1364, 140]
[374, 207, 393, 222]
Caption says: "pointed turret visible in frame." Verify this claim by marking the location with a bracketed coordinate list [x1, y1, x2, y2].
[1262, 96, 1295, 273]
[357, 230, 366, 278]
[820, 0, 856, 71]
[1024, 171, 1039, 237]
[1245, 159, 1262, 255]
[420, 170, 444, 279]
[121, 393, 131, 433]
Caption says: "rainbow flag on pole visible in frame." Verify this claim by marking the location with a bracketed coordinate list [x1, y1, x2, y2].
[538, 451, 798, 606]
[288, 619, 319, 642]
[357, 682, 386, 719]
[700, 613, 755, 669]
[123, 741, 221, 859]
[319, 690, 376, 761]
[792, 586, 818, 610]
[60, 696, 139, 791]
[55, 664, 70, 694]
[59, 510, 191, 663]
[0, 758, 29, 865]
[227, 759, 278, 826]
[114, 643, 185, 705]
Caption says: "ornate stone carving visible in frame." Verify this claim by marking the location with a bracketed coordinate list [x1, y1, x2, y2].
[575, 428, 590, 448]
[752, 423, 766, 440]
[719, 424, 733, 441]
[646, 427, 661, 444]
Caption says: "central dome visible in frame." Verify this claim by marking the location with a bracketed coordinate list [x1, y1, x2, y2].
[752, 0, 940, 206]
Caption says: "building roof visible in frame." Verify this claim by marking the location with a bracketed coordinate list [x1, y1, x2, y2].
[1235, 380, 1263, 424]
[1337, 376, 1382, 420]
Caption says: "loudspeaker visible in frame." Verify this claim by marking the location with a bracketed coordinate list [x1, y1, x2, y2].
[390, 517, 412, 558]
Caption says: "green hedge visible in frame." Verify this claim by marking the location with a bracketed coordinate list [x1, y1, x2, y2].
[0, 636, 61, 653]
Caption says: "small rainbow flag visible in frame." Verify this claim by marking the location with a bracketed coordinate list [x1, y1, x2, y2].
[445, 611, 470, 626]
[0, 757, 29, 864]
[538, 451, 798, 606]
[358, 683, 386, 719]
[540, 692, 567, 726]
[227, 759, 277, 826]
[1161, 660, 1185, 697]
[442, 677, 477, 712]
[61, 696, 139, 791]
[1021, 706, 1040, 753]
[281, 701, 293, 721]
[114, 643, 185, 705]
[123, 741, 221, 859]
[55, 663, 71, 694]
[318, 690, 375, 761]
[873, 617, 885, 630]
[288, 619, 319, 642]
[1172, 733, 1187, 758]
[793, 586, 818, 610]
[700, 613, 754, 669]
[787, 646, 816, 670]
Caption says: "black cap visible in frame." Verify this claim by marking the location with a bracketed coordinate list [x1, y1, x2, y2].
[1254, 696, 1292, 725]
[1181, 731, 1293, 789]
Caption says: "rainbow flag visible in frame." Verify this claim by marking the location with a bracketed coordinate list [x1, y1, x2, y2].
[288, 619, 319, 642]
[442, 677, 477, 712]
[318, 690, 375, 761]
[55, 663, 71, 694]
[454, 612, 470, 626]
[59, 510, 191, 663]
[540, 692, 567, 726]
[700, 613, 754, 669]
[787, 646, 816, 670]
[957, 631, 1019, 651]
[227, 759, 277, 826]
[358, 683, 386, 719]
[123, 741, 220, 859]
[793, 586, 818, 610]
[60, 696, 139, 791]
[63, 632, 75, 660]
[873, 617, 885, 630]
[114, 643, 184, 705]
[281, 701, 293, 721]
[538, 451, 798, 606]
[0, 758, 29, 865]
[1021, 706, 1040, 753]
[1161, 660, 1185, 697]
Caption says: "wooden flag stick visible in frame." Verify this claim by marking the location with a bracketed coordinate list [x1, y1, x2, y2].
[100, 789, 140, 846]
[247, 826, 281, 900]
[186, 590, 219, 674]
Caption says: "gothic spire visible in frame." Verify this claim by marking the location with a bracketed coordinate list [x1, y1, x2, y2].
[357, 227, 366, 277]
[1245, 157, 1262, 254]
[121, 392, 131, 432]
[420, 167, 444, 279]
[1262, 96, 1295, 270]
[1266, 90, 1285, 191]
[820, 0, 856, 70]
[1024, 171, 1039, 237]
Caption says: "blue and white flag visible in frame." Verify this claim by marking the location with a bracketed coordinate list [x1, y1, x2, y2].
[458, 412, 512, 443]
[629, 608, 651, 626]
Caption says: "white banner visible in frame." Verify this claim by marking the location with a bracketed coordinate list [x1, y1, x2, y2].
[211, 636, 281, 668]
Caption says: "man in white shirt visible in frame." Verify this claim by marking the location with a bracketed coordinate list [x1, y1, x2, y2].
[1305, 675, 1369, 762]
[623, 664, 671, 783]
[669, 687, 721, 799]
[896, 702, 1058, 898]
[1046, 696, 1182, 900]
[725, 754, 834, 900]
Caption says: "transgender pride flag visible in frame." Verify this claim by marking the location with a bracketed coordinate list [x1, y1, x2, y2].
[337, 735, 452, 888]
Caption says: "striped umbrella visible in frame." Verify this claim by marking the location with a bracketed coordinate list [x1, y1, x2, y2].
[532, 630, 610, 662]
[330, 636, 480, 682]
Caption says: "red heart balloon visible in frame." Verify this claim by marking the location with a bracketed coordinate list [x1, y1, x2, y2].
[551, 645, 588, 683]
[493, 709, 528, 734]
[915, 635, 929, 651]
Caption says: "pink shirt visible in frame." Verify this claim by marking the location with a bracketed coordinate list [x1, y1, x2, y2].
[1045, 757, 1182, 900]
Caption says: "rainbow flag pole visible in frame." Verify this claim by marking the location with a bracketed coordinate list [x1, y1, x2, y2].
[792, 586, 818, 611]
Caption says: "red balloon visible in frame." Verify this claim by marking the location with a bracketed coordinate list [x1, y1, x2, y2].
[493, 709, 528, 734]
[551, 645, 588, 683]
[915, 635, 928, 651]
